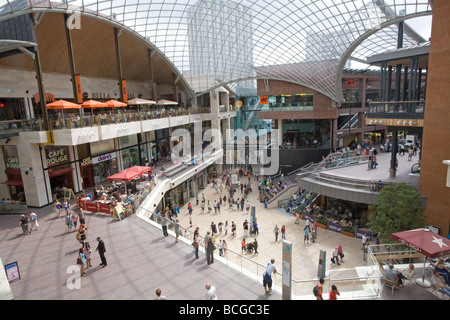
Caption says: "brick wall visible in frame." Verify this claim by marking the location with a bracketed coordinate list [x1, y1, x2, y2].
[419, 0, 450, 236]
[256, 79, 337, 120]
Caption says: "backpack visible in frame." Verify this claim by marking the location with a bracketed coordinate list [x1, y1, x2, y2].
[313, 285, 319, 297]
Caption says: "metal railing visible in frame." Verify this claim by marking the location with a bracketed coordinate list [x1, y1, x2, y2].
[13, 107, 217, 132]
[367, 101, 425, 114]
[136, 203, 382, 299]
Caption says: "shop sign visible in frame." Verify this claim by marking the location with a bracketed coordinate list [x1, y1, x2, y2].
[91, 152, 116, 164]
[34, 92, 55, 104]
[6, 157, 19, 169]
[80, 157, 92, 167]
[46, 147, 69, 166]
[260, 96, 268, 105]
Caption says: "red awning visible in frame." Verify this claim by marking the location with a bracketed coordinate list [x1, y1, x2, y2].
[48, 167, 74, 178]
[1, 179, 23, 186]
[392, 228, 450, 258]
[106, 166, 152, 182]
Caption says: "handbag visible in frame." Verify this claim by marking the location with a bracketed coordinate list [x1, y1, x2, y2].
[191, 241, 198, 248]
[77, 257, 82, 264]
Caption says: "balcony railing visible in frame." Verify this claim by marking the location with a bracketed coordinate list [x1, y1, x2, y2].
[367, 101, 425, 115]
[260, 103, 314, 112]
[5, 107, 215, 132]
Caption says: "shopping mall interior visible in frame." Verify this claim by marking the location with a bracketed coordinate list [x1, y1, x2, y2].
[0, 0, 449, 304]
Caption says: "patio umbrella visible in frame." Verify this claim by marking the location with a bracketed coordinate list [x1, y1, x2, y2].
[104, 100, 127, 117]
[106, 166, 152, 194]
[127, 98, 156, 112]
[156, 99, 178, 106]
[82, 100, 107, 115]
[46, 99, 81, 119]
[104, 100, 127, 108]
[392, 228, 450, 287]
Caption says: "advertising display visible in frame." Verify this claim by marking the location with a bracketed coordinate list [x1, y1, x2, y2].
[5, 261, 20, 283]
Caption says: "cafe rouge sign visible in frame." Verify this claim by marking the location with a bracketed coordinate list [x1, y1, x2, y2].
[46, 147, 69, 166]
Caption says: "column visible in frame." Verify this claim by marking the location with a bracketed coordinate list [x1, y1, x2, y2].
[114, 28, 126, 102]
[64, 14, 81, 103]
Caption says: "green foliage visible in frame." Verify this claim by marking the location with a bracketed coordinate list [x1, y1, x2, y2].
[367, 183, 426, 244]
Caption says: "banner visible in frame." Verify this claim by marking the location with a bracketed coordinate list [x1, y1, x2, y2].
[121, 80, 128, 103]
[75, 74, 83, 103]
[260, 96, 268, 105]
[327, 221, 342, 233]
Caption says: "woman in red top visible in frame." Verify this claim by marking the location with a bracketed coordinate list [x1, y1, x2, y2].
[329, 285, 340, 300]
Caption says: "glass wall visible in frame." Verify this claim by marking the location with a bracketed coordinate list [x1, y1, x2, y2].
[262, 94, 313, 111]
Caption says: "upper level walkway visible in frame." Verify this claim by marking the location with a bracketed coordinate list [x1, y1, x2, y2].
[297, 147, 421, 205]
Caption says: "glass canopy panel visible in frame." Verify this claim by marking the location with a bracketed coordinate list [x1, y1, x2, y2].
[0, 0, 432, 100]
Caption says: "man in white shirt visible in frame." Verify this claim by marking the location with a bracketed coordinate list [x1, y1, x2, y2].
[205, 283, 217, 300]
[263, 259, 277, 295]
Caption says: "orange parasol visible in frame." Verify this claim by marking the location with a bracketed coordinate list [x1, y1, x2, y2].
[46, 99, 81, 109]
[82, 100, 107, 115]
[104, 100, 127, 108]
[46, 99, 81, 119]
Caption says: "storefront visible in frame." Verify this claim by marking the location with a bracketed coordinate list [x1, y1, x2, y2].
[120, 135, 140, 169]
[77, 144, 94, 189]
[45, 146, 74, 197]
[196, 169, 206, 190]
[1, 145, 25, 201]
[90, 139, 118, 185]
[156, 128, 169, 159]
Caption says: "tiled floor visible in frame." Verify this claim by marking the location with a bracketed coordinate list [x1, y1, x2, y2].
[0, 149, 440, 300]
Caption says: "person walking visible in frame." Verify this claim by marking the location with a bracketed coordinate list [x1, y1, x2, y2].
[55, 199, 63, 218]
[95, 236, 107, 268]
[77, 247, 87, 277]
[19, 214, 31, 234]
[281, 225, 286, 240]
[315, 277, 324, 300]
[206, 237, 216, 265]
[332, 246, 340, 265]
[254, 238, 258, 255]
[252, 219, 259, 236]
[263, 259, 277, 295]
[205, 283, 218, 300]
[29, 210, 39, 231]
[84, 242, 93, 268]
[218, 240, 224, 256]
[224, 221, 228, 235]
[65, 211, 74, 232]
[72, 212, 78, 230]
[305, 218, 311, 232]
[273, 224, 279, 242]
[174, 219, 180, 243]
[329, 285, 340, 300]
[78, 224, 87, 245]
[193, 227, 200, 259]
[155, 288, 167, 300]
[337, 244, 344, 263]
[64, 199, 70, 214]
[161, 213, 168, 237]
[304, 227, 309, 244]
[231, 221, 236, 238]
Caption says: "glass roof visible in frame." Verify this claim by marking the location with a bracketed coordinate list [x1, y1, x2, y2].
[0, 0, 433, 101]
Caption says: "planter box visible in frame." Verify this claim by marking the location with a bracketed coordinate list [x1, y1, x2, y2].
[342, 231, 355, 237]
[317, 223, 327, 229]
